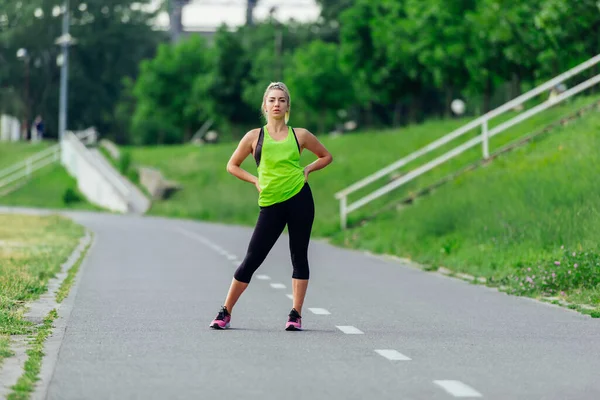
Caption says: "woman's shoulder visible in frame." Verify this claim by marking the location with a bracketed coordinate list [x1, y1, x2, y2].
[241, 127, 262, 142]
[291, 127, 312, 136]
[291, 127, 315, 142]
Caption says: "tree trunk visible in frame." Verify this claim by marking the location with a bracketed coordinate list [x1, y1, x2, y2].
[365, 101, 373, 127]
[511, 72, 521, 99]
[483, 75, 492, 114]
[409, 95, 418, 124]
[445, 85, 452, 118]
[392, 100, 402, 127]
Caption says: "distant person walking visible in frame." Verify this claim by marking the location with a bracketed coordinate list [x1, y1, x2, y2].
[33, 115, 44, 141]
[210, 82, 333, 331]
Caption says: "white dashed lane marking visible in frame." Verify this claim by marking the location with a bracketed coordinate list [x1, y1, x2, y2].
[433, 380, 482, 398]
[256, 275, 271, 280]
[374, 349, 411, 361]
[336, 326, 364, 334]
[270, 283, 286, 289]
[308, 308, 331, 315]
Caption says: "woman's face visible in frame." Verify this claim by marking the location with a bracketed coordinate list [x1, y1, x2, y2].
[264, 89, 289, 119]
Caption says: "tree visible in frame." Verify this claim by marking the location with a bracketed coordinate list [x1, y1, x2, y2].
[465, 0, 546, 112]
[193, 26, 256, 140]
[0, 0, 164, 139]
[401, 0, 475, 117]
[69, 0, 165, 136]
[535, 0, 600, 79]
[131, 34, 212, 144]
[238, 20, 321, 129]
[315, 0, 356, 23]
[0, 0, 58, 135]
[285, 40, 354, 133]
[338, 0, 386, 126]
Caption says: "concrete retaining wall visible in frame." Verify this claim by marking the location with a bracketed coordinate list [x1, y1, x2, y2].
[61, 132, 130, 213]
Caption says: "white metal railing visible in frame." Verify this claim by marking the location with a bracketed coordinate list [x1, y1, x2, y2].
[0, 144, 61, 194]
[335, 53, 600, 229]
[0, 127, 101, 197]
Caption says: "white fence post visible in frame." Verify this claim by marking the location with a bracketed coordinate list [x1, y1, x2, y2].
[482, 118, 489, 159]
[340, 195, 347, 230]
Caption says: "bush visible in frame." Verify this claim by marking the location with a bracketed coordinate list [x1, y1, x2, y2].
[119, 151, 132, 175]
[62, 187, 82, 205]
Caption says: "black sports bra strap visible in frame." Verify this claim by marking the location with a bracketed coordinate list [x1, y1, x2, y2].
[291, 127, 301, 153]
[254, 127, 264, 166]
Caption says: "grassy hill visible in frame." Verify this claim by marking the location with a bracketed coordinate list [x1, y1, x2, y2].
[331, 106, 600, 314]
[0, 141, 52, 170]
[0, 140, 98, 210]
[0, 164, 99, 210]
[124, 94, 600, 314]
[128, 94, 600, 237]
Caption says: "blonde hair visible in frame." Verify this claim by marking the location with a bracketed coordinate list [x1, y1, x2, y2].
[262, 82, 291, 124]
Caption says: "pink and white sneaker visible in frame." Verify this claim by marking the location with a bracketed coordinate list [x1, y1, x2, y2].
[209, 306, 231, 329]
[285, 308, 302, 331]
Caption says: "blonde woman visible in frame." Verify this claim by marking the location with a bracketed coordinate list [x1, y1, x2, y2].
[210, 82, 333, 331]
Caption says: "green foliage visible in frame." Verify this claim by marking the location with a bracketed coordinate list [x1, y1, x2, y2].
[193, 26, 256, 140]
[62, 187, 82, 205]
[403, 0, 474, 115]
[509, 249, 600, 297]
[2, 0, 598, 144]
[0, 214, 84, 367]
[285, 40, 354, 133]
[119, 150, 132, 175]
[131, 35, 212, 144]
[315, 0, 356, 22]
[0, 0, 164, 138]
[338, 0, 383, 109]
[534, 0, 600, 77]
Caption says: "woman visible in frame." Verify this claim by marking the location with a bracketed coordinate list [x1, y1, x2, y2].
[210, 82, 333, 331]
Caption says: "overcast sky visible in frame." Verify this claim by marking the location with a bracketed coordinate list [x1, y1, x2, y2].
[152, 0, 321, 29]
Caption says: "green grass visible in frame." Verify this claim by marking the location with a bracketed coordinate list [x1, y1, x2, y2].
[7, 310, 57, 400]
[6, 237, 91, 400]
[0, 164, 101, 211]
[0, 142, 54, 170]
[128, 94, 600, 237]
[56, 238, 91, 303]
[330, 103, 600, 314]
[0, 214, 85, 369]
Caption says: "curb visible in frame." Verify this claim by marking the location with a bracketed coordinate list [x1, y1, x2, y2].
[364, 250, 598, 317]
[0, 230, 92, 400]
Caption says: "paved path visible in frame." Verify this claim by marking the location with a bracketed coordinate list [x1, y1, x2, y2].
[2, 208, 599, 399]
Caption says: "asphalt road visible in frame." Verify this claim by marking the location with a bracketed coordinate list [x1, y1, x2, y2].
[4, 208, 598, 400]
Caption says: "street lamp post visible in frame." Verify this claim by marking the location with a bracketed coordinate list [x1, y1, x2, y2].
[16, 48, 30, 141]
[57, 0, 71, 142]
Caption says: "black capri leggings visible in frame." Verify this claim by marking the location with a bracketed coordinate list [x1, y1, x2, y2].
[234, 183, 315, 283]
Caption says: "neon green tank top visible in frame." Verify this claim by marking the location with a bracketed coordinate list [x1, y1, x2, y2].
[257, 126, 305, 207]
